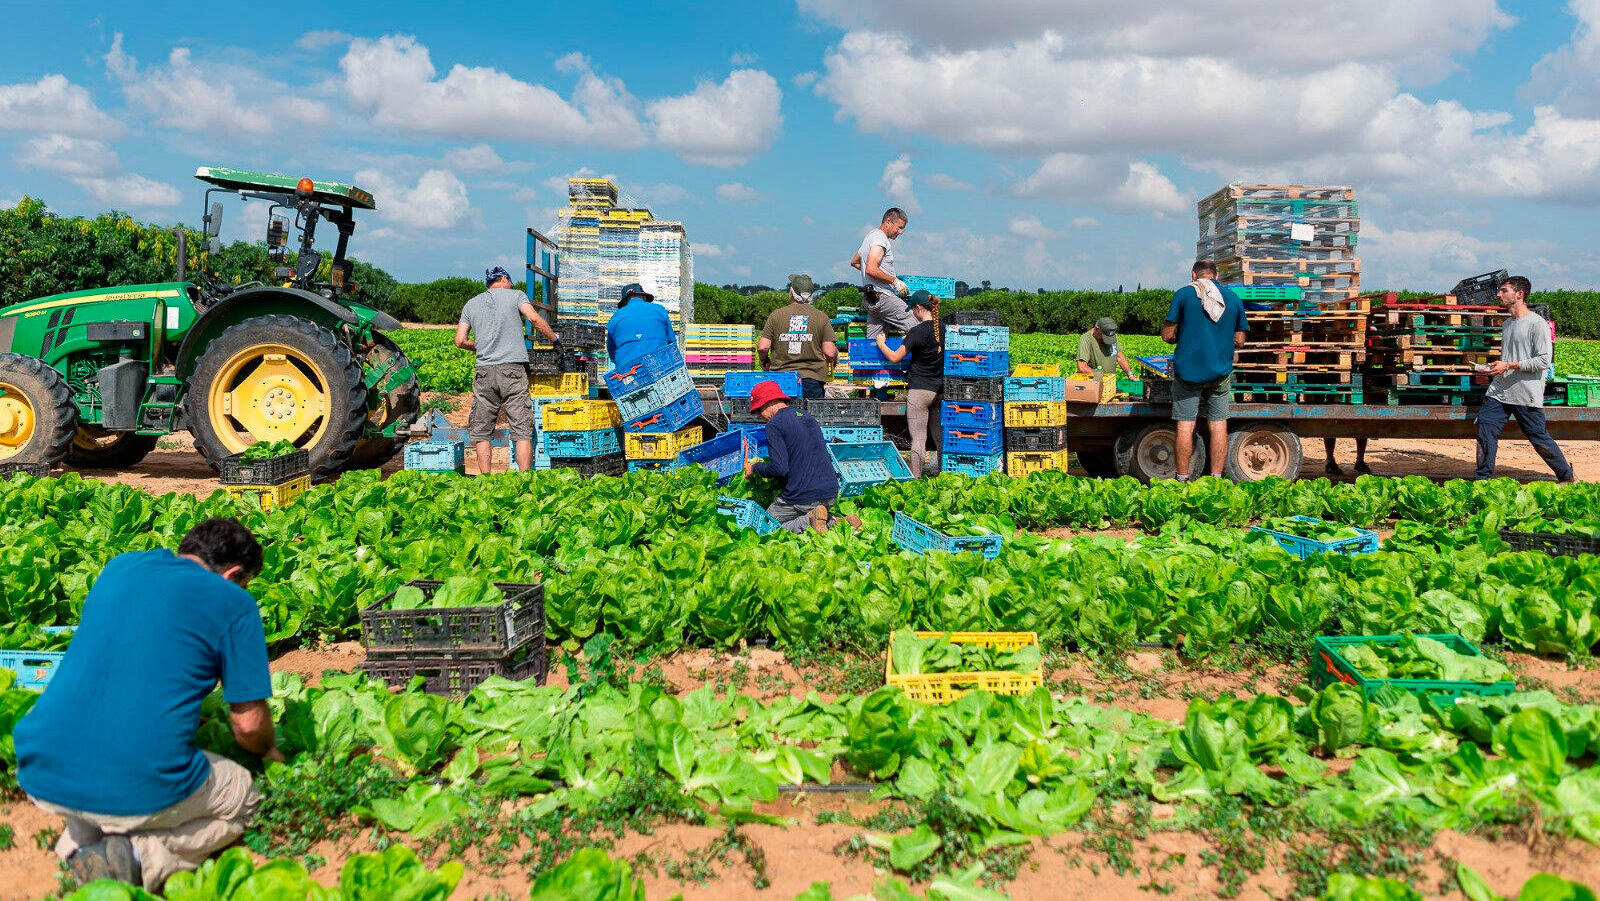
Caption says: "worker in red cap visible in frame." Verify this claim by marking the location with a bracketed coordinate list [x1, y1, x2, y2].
[741, 380, 856, 532]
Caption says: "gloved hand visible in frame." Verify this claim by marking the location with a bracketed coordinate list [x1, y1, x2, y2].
[893, 279, 909, 297]
[550, 333, 562, 345]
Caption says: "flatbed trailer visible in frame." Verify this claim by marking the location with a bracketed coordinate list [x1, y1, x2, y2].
[874, 399, 1600, 480]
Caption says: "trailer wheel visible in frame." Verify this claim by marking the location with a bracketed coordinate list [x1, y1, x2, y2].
[1224, 424, 1303, 482]
[1114, 424, 1207, 482]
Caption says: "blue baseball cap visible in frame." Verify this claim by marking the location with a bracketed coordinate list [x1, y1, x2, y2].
[485, 266, 513, 286]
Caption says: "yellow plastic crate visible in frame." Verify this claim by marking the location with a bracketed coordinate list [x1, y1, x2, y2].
[1003, 400, 1068, 427]
[540, 399, 620, 431]
[529, 373, 589, 398]
[624, 426, 702, 460]
[1012, 363, 1061, 377]
[224, 474, 310, 511]
[1006, 450, 1070, 477]
[885, 631, 1042, 704]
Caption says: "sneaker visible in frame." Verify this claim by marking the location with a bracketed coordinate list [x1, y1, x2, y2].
[809, 505, 830, 532]
[1325, 461, 1344, 476]
[67, 837, 139, 886]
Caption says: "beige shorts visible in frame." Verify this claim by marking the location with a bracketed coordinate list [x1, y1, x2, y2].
[469, 363, 534, 441]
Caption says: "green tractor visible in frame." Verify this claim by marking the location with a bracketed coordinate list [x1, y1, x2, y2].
[0, 167, 419, 478]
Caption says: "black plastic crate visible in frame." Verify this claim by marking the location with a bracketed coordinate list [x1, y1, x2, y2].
[943, 376, 1005, 403]
[219, 448, 311, 486]
[528, 348, 563, 374]
[560, 348, 599, 380]
[802, 398, 880, 425]
[944, 310, 1002, 327]
[362, 643, 547, 697]
[1529, 302, 1551, 320]
[729, 411, 766, 426]
[1452, 270, 1507, 306]
[361, 579, 545, 654]
[556, 321, 607, 349]
[550, 453, 626, 478]
[0, 462, 51, 479]
[1499, 528, 1600, 558]
[1144, 378, 1173, 404]
[1004, 426, 1068, 451]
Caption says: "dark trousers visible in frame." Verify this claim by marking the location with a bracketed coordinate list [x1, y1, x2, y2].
[1476, 396, 1573, 480]
[800, 378, 826, 399]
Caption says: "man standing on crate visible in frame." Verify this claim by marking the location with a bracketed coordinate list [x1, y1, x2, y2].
[742, 380, 859, 532]
[457, 266, 558, 475]
[1076, 317, 1136, 378]
[850, 208, 919, 340]
[606, 281, 678, 370]
[1161, 261, 1249, 480]
[759, 274, 838, 399]
[874, 290, 944, 477]
[13, 519, 279, 893]
[1475, 275, 1575, 482]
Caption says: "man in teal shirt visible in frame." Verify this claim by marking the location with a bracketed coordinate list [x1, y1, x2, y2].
[1161, 261, 1248, 480]
[14, 519, 279, 892]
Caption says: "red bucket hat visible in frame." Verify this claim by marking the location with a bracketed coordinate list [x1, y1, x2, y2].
[747, 380, 789, 414]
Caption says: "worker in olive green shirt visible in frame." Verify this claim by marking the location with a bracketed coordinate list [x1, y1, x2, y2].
[1077, 317, 1135, 378]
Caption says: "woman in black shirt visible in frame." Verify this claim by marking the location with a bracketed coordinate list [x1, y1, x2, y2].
[875, 291, 943, 476]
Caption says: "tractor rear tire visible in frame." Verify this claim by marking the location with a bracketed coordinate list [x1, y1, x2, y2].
[187, 314, 367, 481]
[345, 335, 421, 471]
[0, 353, 77, 468]
[66, 426, 160, 469]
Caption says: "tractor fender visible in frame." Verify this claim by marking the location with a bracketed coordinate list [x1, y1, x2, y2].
[174, 286, 363, 377]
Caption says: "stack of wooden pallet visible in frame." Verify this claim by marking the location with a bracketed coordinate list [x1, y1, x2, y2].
[1198, 184, 1361, 310]
[1364, 292, 1502, 405]
[1230, 286, 1371, 404]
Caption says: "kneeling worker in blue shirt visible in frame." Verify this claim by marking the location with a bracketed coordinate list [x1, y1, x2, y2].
[742, 380, 860, 533]
[13, 519, 280, 892]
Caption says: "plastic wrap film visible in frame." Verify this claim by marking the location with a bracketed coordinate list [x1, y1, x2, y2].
[1196, 184, 1360, 308]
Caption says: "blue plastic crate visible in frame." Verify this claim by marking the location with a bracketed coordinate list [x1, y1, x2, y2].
[677, 430, 749, 484]
[1005, 376, 1067, 402]
[891, 512, 1004, 560]
[848, 337, 907, 369]
[1136, 355, 1173, 377]
[942, 452, 1004, 478]
[716, 495, 782, 535]
[942, 426, 1003, 455]
[624, 389, 705, 434]
[943, 325, 1010, 352]
[827, 441, 913, 497]
[944, 349, 1010, 379]
[404, 441, 466, 473]
[615, 368, 698, 421]
[941, 400, 1002, 430]
[543, 428, 622, 458]
[821, 425, 885, 444]
[1250, 515, 1382, 559]
[0, 649, 64, 691]
[602, 343, 687, 395]
[901, 275, 956, 299]
[628, 459, 677, 473]
[727, 422, 769, 457]
[724, 370, 802, 398]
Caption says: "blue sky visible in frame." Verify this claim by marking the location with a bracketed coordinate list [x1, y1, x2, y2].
[2, 1, 1598, 293]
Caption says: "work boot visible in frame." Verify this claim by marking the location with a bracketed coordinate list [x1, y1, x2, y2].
[809, 505, 830, 532]
[67, 836, 140, 886]
[1325, 461, 1344, 476]
[1354, 462, 1373, 476]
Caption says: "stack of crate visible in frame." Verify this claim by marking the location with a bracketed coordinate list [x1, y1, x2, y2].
[684, 323, 756, 383]
[846, 324, 907, 388]
[1003, 364, 1070, 476]
[722, 371, 802, 457]
[1197, 184, 1360, 308]
[606, 344, 706, 469]
[941, 313, 1008, 477]
[539, 397, 625, 477]
[1229, 285, 1372, 404]
[222, 448, 313, 508]
[360, 579, 547, 697]
[804, 398, 883, 446]
[1365, 285, 1505, 405]
[547, 178, 694, 332]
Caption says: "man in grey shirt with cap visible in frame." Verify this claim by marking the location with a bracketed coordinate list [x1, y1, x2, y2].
[1076, 317, 1135, 378]
[455, 266, 558, 475]
[1475, 275, 1574, 482]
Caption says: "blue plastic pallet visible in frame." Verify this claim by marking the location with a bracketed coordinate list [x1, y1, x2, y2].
[724, 370, 802, 398]
[943, 325, 1010, 352]
[624, 389, 704, 434]
[945, 349, 1010, 379]
[0, 649, 64, 691]
[827, 441, 913, 497]
[848, 337, 907, 369]
[615, 368, 697, 422]
[603, 343, 687, 395]
[891, 512, 1004, 560]
[1250, 515, 1381, 559]
[1005, 376, 1067, 403]
[821, 425, 885, 444]
[942, 452, 1003, 478]
[942, 426, 1004, 455]
[404, 441, 465, 473]
[677, 430, 749, 484]
[716, 495, 781, 535]
[941, 400, 1002, 430]
[543, 428, 622, 458]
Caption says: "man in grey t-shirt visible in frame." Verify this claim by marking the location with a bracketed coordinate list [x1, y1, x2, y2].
[455, 266, 558, 474]
[1475, 275, 1574, 482]
[850, 208, 917, 340]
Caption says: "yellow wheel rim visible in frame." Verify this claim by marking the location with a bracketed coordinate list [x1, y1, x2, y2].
[0, 382, 37, 461]
[73, 425, 117, 453]
[206, 344, 330, 454]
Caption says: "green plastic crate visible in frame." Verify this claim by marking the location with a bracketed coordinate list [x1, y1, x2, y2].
[1311, 634, 1514, 705]
[1565, 377, 1600, 407]
[1116, 378, 1144, 398]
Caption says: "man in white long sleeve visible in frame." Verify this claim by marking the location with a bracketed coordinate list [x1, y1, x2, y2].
[1475, 275, 1575, 482]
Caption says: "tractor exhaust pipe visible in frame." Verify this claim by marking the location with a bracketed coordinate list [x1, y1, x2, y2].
[173, 227, 186, 282]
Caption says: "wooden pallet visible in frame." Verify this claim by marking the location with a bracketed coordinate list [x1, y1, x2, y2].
[1375, 309, 1508, 330]
[1202, 184, 1356, 202]
[1235, 347, 1363, 369]
[1220, 257, 1361, 277]
[1371, 370, 1491, 389]
[1367, 348, 1498, 368]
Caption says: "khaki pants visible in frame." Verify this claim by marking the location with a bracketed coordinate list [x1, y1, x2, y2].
[31, 752, 260, 892]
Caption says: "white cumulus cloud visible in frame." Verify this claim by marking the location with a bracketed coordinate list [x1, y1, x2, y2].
[0, 74, 121, 137]
[715, 182, 760, 202]
[1007, 215, 1062, 240]
[927, 173, 974, 192]
[442, 144, 505, 172]
[77, 174, 181, 208]
[1012, 155, 1186, 215]
[355, 168, 471, 229]
[646, 69, 783, 167]
[879, 154, 921, 215]
[106, 33, 329, 136]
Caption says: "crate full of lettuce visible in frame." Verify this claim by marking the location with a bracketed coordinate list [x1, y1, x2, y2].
[885, 629, 1042, 703]
[360, 576, 545, 655]
[1313, 633, 1514, 704]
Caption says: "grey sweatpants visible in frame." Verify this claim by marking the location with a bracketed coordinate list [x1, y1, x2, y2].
[906, 389, 942, 477]
[768, 497, 831, 534]
[864, 288, 918, 340]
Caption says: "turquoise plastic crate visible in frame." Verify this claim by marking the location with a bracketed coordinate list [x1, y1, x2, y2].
[821, 426, 885, 444]
[628, 459, 676, 473]
[717, 495, 782, 535]
[615, 368, 697, 422]
[603, 343, 686, 395]
[943, 452, 1003, 478]
[724, 370, 802, 398]
[0, 649, 64, 691]
[1251, 515, 1380, 558]
[1004, 376, 1067, 403]
[828, 441, 913, 497]
[1311, 634, 1514, 705]
[900, 275, 956, 298]
[404, 441, 465, 473]
[624, 390, 705, 434]
[543, 428, 622, 458]
[891, 512, 1003, 560]
[943, 325, 1010, 352]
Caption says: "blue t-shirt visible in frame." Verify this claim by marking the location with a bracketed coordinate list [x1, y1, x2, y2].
[15, 549, 272, 816]
[605, 301, 676, 370]
[753, 407, 839, 505]
[1165, 283, 1249, 384]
